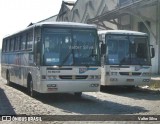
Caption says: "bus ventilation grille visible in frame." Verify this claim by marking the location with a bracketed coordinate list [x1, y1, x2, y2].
[59, 75, 88, 79]
[119, 72, 141, 76]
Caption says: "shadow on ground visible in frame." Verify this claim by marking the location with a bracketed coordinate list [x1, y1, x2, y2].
[100, 86, 160, 101]
[8, 83, 148, 115]
[0, 87, 16, 115]
[35, 92, 148, 115]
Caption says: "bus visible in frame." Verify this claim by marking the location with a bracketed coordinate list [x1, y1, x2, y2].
[1, 22, 101, 97]
[98, 30, 155, 87]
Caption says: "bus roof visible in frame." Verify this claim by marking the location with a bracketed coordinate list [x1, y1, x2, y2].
[3, 22, 97, 39]
[98, 30, 148, 36]
[34, 22, 97, 28]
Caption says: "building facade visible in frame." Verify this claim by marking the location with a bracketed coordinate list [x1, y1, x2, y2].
[88, 0, 160, 74]
[57, 0, 118, 30]
[40, 0, 159, 74]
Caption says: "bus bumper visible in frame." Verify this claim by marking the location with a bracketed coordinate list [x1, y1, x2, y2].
[36, 80, 100, 93]
[103, 76, 151, 86]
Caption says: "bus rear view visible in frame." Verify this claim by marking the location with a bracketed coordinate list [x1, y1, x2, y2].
[98, 30, 155, 87]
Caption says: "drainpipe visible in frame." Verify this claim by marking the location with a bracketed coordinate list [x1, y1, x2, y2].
[157, 0, 160, 74]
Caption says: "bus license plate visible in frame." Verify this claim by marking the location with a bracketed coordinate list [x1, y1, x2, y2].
[127, 79, 134, 82]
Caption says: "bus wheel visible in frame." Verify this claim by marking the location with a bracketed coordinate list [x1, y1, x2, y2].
[28, 80, 35, 97]
[6, 72, 11, 85]
[74, 92, 82, 98]
[126, 86, 136, 90]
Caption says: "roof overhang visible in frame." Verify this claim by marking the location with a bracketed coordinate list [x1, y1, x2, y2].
[88, 0, 157, 24]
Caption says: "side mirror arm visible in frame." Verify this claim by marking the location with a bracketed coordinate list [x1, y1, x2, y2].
[150, 45, 155, 58]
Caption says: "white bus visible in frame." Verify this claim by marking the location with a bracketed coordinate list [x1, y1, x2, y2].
[1, 22, 101, 97]
[98, 30, 155, 87]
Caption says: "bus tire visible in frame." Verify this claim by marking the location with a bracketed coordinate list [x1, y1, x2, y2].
[74, 92, 82, 98]
[126, 86, 136, 90]
[27, 78, 35, 97]
[6, 71, 11, 85]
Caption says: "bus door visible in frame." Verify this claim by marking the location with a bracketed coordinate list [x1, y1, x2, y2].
[15, 53, 22, 85]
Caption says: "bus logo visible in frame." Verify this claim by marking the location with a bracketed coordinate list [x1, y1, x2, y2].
[79, 68, 98, 74]
[79, 68, 88, 74]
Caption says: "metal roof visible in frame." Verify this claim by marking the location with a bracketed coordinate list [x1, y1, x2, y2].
[98, 30, 148, 36]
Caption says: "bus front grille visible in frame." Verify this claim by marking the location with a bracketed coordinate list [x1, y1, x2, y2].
[119, 72, 141, 76]
[59, 75, 88, 80]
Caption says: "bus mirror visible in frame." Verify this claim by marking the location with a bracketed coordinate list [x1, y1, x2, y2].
[101, 44, 106, 55]
[37, 42, 40, 48]
[37, 37, 41, 42]
[151, 47, 155, 58]
[99, 40, 103, 43]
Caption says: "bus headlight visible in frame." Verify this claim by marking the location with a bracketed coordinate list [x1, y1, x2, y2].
[42, 75, 46, 79]
[110, 78, 118, 81]
[90, 84, 99, 87]
[47, 75, 57, 80]
[106, 72, 110, 76]
[88, 75, 101, 79]
[95, 75, 101, 79]
[142, 72, 151, 76]
[111, 72, 118, 76]
[88, 75, 94, 79]
[143, 79, 150, 82]
[42, 75, 58, 80]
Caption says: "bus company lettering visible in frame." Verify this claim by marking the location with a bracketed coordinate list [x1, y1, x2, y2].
[48, 70, 60, 73]
[69, 45, 94, 50]
[69, 46, 82, 49]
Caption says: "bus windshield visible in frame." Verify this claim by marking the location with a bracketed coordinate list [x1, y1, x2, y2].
[43, 28, 100, 66]
[105, 35, 151, 65]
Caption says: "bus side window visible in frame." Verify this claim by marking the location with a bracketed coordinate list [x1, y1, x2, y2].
[10, 38, 15, 51]
[14, 36, 19, 51]
[4, 39, 8, 52]
[34, 27, 41, 66]
[26, 31, 33, 50]
[2, 40, 6, 52]
[21, 33, 26, 50]
[7, 39, 10, 52]
[14, 37, 17, 51]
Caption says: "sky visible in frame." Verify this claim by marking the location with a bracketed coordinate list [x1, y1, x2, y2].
[0, 0, 76, 48]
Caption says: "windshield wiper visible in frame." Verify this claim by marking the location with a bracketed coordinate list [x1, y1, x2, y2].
[60, 50, 73, 67]
[89, 49, 97, 58]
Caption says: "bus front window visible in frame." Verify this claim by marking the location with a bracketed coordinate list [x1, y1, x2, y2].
[43, 29, 73, 66]
[72, 30, 100, 66]
[106, 35, 150, 65]
[129, 36, 150, 65]
[43, 28, 100, 66]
